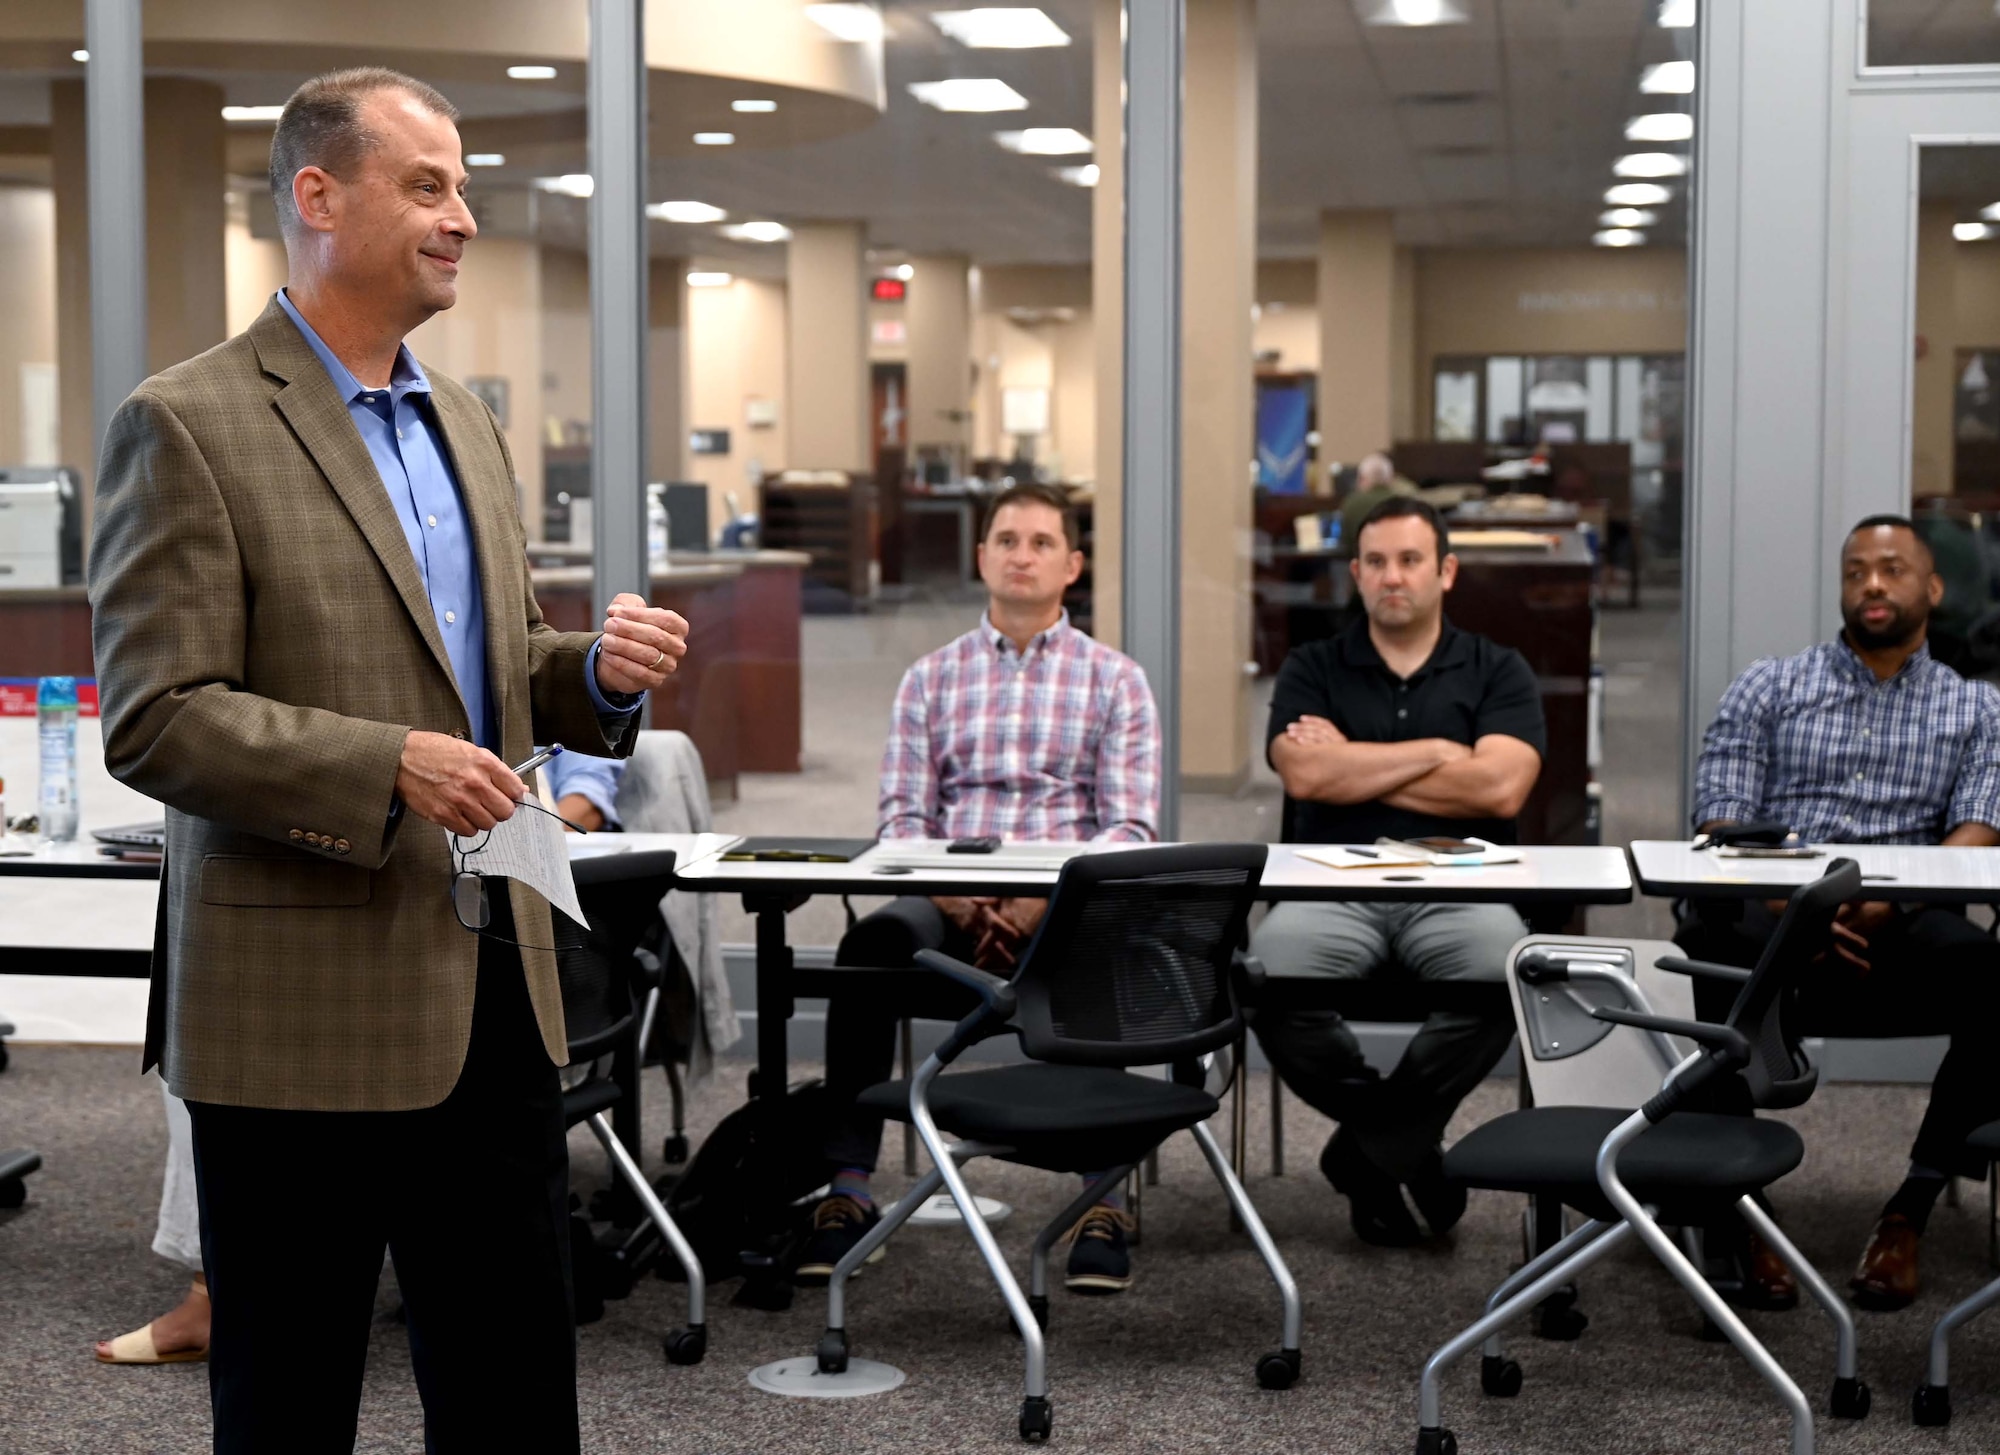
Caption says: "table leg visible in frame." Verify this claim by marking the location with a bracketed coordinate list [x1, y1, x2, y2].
[738, 891, 807, 1311]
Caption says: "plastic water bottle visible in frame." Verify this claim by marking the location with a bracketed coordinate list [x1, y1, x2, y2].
[36, 675, 79, 843]
[647, 484, 669, 570]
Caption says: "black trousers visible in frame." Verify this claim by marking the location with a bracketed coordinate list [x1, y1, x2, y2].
[821, 897, 980, 1174]
[187, 920, 577, 1455]
[1676, 899, 2000, 1176]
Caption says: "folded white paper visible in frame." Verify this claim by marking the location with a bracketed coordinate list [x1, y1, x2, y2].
[449, 805, 588, 927]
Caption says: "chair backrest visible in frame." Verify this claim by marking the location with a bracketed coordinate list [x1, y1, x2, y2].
[554, 848, 680, 1064]
[1008, 843, 1268, 1067]
[1720, 856, 1860, 1110]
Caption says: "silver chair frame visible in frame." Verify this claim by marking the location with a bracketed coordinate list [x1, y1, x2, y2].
[823, 1047, 1303, 1418]
[583, 1111, 706, 1350]
[1417, 955, 1862, 1455]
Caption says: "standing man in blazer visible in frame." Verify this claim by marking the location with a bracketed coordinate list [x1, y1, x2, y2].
[88, 68, 685, 1453]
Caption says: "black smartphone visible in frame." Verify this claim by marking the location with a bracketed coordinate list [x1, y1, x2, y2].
[948, 836, 1002, 854]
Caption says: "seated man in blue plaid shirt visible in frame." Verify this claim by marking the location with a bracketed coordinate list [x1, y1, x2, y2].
[1682, 513, 2000, 1313]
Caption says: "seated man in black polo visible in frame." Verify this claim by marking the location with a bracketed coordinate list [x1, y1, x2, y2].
[1683, 514, 2000, 1312]
[1256, 497, 1544, 1245]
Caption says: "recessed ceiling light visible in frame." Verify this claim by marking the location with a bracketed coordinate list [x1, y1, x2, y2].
[1615, 152, 1688, 178]
[1626, 112, 1693, 142]
[996, 127, 1092, 155]
[1600, 207, 1657, 227]
[534, 174, 594, 198]
[466, 153, 506, 167]
[1366, 0, 1470, 26]
[221, 105, 285, 123]
[507, 65, 558, 80]
[805, 3, 885, 43]
[1605, 182, 1673, 205]
[1955, 223, 1995, 242]
[731, 99, 778, 113]
[687, 271, 734, 288]
[1981, 201, 2000, 222]
[649, 200, 727, 224]
[720, 221, 793, 243]
[1641, 60, 1696, 94]
[1593, 228, 1646, 248]
[1657, 0, 1696, 26]
[931, 8, 1072, 48]
[1055, 163, 1101, 187]
[71, 49, 88, 62]
[693, 132, 736, 146]
[892, 263, 915, 281]
[908, 78, 1030, 112]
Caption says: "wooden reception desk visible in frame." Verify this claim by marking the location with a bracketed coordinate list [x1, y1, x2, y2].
[0, 549, 807, 791]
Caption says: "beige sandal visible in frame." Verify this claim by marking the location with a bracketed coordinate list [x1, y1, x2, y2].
[94, 1321, 207, 1364]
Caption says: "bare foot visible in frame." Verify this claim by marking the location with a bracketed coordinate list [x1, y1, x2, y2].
[96, 1279, 208, 1359]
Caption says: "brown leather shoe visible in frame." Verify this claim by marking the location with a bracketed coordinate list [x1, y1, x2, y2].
[1740, 1229, 1799, 1310]
[1850, 1214, 1920, 1311]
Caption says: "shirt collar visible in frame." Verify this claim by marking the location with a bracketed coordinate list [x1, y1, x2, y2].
[1830, 634, 1931, 686]
[1339, 615, 1465, 679]
[982, 609, 1071, 657]
[275, 288, 431, 406]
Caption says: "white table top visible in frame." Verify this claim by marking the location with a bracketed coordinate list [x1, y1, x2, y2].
[670, 840, 1633, 904]
[1630, 839, 2000, 902]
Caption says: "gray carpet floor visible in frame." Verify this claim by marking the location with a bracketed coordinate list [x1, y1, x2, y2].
[4, 1044, 1998, 1453]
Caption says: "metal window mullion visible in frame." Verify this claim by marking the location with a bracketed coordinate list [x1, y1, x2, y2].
[1122, 0, 1185, 840]
[85, 0, 148, 476]
[588, 0, 649, 641]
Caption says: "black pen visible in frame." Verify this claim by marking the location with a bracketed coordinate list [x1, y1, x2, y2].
[1344, 846, 1379, 858]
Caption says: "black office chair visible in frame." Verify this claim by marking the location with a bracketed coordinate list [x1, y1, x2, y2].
[811, 843, 1300, 1443]
[1413, 858, 1867, 1455]
[1912, 1118, 2000, 1427]
[555, 848, 708, 1366]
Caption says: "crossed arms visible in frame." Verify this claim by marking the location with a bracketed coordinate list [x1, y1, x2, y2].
[1269, 715, 1541, 821]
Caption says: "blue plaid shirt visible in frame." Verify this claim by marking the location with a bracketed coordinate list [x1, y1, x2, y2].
[1693, 639, 2000, 843]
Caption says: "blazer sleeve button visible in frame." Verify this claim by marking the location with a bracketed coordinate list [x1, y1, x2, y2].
[335, 839, 352, 854]
[288, 828, 304, 843]
[305, 832, 321, 847]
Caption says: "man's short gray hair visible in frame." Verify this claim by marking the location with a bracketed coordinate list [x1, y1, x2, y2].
[1356, 451, 1395, 489]
[268, 67, 459, 236]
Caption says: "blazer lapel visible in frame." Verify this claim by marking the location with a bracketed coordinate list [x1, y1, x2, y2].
[427, 383, 522, 749]
[252, 302, 464, 711]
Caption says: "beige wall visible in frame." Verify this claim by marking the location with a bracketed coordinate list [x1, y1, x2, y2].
[787, 222, 867, 471]
[224, 205, 287, 336]
[684, 275, 788, 518]
[648, 255, 685, 486]
[1961, 242, 2000, 345]
[1253, 304, 1319, 373]
[0, 185, 57, 466]
[1913, 204, 1958, 499]
[905, 255, 970, 453]
[539, 246, 592, 440]
[1048, 311, 1095, 485]
[1317, 211, 1397, 476]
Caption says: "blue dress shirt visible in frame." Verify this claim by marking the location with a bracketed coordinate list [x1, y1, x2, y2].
[544, 751, 626, 830]
[275, 290, 636, 748]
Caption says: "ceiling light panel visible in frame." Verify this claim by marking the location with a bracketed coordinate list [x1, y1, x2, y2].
[1364, 0, 1470, 25]
[1593, 228, 1646, 247]
[693, 132, 736, 146]
[1615, 152, 1689, 178]
[466, 153, 506, 167]
[806, 4, 885, 43]
[1605, 182, 1673, 206]
[221, 105, 285, 122]
[1600, 208, 1657, 227]
[1981, 201, 2000, 221]
[534, 174, 594, 198]
[1641, 60, 1696, 94]
[1055, 163, 1101, 187]
[649, 200, 727, 223]
[908, 78, 1030, 112]
[1626, 113, 1693, 142]
[732, 99, 778, 113]
[1657, 0, 1696, 26]
[931, 8, 1071, 48]
[996, 128, 1092, 155]
[686, 271, 734, 288]
[507, 65, 558, 80]
[720, 221, 793, 243]
[1955, 223, 1995, 242]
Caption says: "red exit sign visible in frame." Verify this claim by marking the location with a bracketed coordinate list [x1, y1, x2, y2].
[871, 276, 906, 302]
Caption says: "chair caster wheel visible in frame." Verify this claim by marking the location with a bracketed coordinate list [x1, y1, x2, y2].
[1255, 1348, 1300, 1389]
[1533, 1301, 1587, 1341]
[1414, 1426, 1457, 1455]
[661, 1134, 690, 1165]
[1913, 1383, 1952, 1427]
[1019, 1395, 1053, 1442]
[816, 1328, 849, 1375]
[663, 1324, 706, 1366]
[1481, 1354, 1523, 1398]
[1829, 1375, 1869, 1419]
[0, 1178, 24, 1210]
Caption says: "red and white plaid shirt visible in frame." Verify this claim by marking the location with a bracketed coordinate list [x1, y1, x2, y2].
[879, 612, 1161, 843]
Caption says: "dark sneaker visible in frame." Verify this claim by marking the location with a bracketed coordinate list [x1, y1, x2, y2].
[1320, 1127, 1422, 1247]
[792, 1195, 884, 1287]
[1063, 1204, 1135, 1294]
[1406, 1145, 1468, 1239]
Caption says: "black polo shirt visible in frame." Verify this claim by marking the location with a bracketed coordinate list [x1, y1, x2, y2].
[1268, 617, 1546, 846]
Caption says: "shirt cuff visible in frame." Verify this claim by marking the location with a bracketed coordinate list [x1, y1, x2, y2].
[585, 639, 645, 716]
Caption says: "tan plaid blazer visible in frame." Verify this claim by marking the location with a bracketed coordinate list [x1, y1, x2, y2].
[88, 298, 638, 1112]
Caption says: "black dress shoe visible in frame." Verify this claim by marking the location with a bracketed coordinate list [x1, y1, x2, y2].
[1407, 1146, 1468, 1238]
[1320, 1128, 1422, 1247]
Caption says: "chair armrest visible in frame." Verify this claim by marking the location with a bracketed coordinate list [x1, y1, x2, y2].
[1653, 955, 1752, 985]
[1232, 951, 1268, 994]
[913, 949, 1018, 1065]
[1590, 1006, 1751, 1062]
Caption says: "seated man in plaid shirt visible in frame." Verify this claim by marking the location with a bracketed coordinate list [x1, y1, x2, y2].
[1683, 513, 2000, 1313]
[794, 481, 1162, 1294]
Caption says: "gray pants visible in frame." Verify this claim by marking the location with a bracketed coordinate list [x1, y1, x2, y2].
[1250, 900, 1524, 1181]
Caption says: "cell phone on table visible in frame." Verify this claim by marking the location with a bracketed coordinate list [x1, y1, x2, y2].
[1404, 836, 1485, 856]
[948, 836, 1002, 854]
